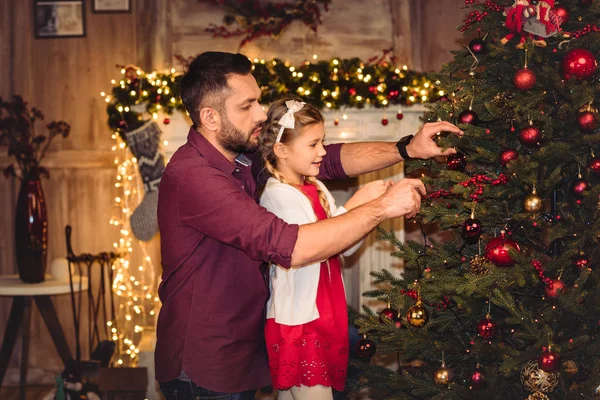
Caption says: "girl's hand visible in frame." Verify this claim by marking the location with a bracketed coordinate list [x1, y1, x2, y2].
[344, 180, 392, 210]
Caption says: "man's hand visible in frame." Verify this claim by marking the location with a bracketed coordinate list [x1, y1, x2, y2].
[344, 180, 393, 210]
[406, 121, 464, 160]
[376, 178, 425, 219]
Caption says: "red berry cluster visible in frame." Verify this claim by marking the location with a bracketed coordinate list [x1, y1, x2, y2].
[572, 24, 600, 39]
[425, 174, 509, 201]
[464, 0, 502, 10]
[460, 10, 489, 32]
[531, 259, 553, 286]
[400, 289, 452, 310]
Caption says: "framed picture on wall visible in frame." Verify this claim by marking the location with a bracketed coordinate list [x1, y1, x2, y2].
[92, 0, 131, 13]
[34, 0, 85, 38]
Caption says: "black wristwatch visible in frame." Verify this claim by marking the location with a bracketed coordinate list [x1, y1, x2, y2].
[396, 134, 414, 161]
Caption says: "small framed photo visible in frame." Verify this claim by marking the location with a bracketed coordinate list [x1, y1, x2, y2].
[92, 0, 131, 13]
[34, 1, 85, 38]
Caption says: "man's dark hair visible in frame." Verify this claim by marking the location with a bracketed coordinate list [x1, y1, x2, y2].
[180, 52, 253, 127]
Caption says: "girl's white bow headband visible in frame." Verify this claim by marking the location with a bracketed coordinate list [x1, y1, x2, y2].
[275, 100, 306, 143]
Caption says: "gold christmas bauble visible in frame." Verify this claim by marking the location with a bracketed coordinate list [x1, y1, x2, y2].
[434, 364, 452, 386]
[526, 392, 549, 400]
[406, 301, 429, 327]
[520, 360, 559, 393]
[524, 191, 543, 213]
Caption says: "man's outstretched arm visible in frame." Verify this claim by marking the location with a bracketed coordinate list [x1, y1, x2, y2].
[340, 121, 464, 176]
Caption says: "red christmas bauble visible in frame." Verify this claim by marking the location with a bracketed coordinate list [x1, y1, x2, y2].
[334, 118, 340, 126]
[396, 111, 404, 120]
[447, 152, 467, 171]
[538, 349, 561, 372]
[570, 178, 590, 198]
[519, 126, 541, 147]
[163, 117, 170, 125]
[485, 236, 521, 266]
[459, 109, 479, 125]
[499, 149, 518, 166]
[563, 48, 598, 80]
[589, 157, 600, 175]
[355, 337, 377, 361]
[379, 307, 398, 322]
[573, 253, 591, 270]
[470, 367, 485, 389]
[381, 118, 389, 126]
[514, 68, 537, 91]
[554, 5, 570, 24]
[578, 111, 597, 133]
[477, 317, 498, 338]
[462, 218, 482, 244]
[545, 279, 566, 299]
[469, 38, 487, 54]
[393, 315, 403, 329]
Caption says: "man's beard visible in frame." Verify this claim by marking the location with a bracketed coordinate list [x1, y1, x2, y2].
[219, 114, 262, 154]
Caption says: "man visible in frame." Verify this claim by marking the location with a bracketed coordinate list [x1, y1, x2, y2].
[156, 51, 463, 400]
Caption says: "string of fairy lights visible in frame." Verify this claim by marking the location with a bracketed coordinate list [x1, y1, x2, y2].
[102, 134, 161, 366]
[100, 56, 436, 366]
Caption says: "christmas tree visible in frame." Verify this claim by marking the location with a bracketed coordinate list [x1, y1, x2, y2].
[351, 1, 600, 399]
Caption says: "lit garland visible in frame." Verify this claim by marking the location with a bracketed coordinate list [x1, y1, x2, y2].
[104, 57, 438, 143]
[105, 133, 160, 366]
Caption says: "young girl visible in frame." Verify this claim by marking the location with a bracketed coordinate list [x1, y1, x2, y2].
[258, 98, 390, 399]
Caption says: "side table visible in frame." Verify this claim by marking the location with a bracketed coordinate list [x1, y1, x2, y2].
[0, 274, 88, 400]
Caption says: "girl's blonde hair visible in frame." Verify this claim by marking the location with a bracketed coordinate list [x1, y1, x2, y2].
[259, 96, 332, 217]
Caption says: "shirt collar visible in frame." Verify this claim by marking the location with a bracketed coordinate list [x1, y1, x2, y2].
[187, 126, 253, 175]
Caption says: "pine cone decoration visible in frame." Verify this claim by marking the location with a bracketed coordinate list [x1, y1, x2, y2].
[470, 255, 492, 275]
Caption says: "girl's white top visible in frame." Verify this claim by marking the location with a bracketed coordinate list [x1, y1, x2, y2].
[259, 177, 362, 326]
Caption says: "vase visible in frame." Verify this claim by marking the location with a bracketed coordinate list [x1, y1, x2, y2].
[15, 174, 48, 283]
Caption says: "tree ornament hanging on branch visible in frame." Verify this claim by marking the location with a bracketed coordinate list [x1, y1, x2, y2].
[572, 251, 591, 270]
[577, 104, 598, 133]
[514, 67, 536, 90]
[526, 392, 550, 400]
[514, 50, 536, 91]
[462, 209, 482, 244]
[520, 359, 559, 394]
[563, 48, 598, 80]
[477, 314, 498, 338]
[447, 152, 467, 172]
[355, 334, 377, 361]
[499, 148, 519, 166]
[570, 171, 590, 199]
[470, 363, 486, 389]
[433, 352, 452, 386]
[468, 35, 488, 55]
[485, 231, 521, 266]
[519, 120, 542, 147]
[406, 286, 429, 328]
[538, 345, 561, 373]
[524, 185, 543, 213]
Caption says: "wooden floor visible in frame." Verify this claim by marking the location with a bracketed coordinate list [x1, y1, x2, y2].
[0, 385, 279, 400]
[0, 385, 55, 400]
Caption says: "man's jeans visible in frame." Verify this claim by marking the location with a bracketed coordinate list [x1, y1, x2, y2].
[159, 378, 256, 400]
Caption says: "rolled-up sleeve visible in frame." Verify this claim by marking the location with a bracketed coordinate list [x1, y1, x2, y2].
[318, 143, 347, 181]
[177, 166, 299, 267]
